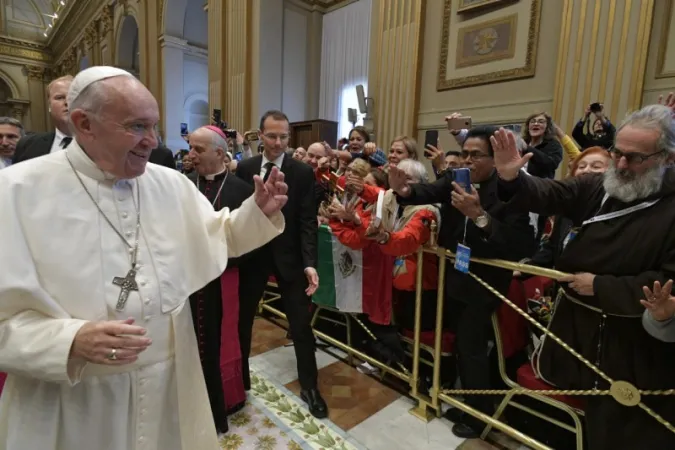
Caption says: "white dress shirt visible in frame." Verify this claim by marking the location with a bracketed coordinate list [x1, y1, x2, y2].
[49, 128, 71, 154]
[260, 151, 285, 178]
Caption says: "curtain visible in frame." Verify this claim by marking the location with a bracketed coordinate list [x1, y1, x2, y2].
[319, 0, 372, 140]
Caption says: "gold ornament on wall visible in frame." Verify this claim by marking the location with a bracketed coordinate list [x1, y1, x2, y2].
[24, 65, 46, 81]
[100, 6, 115, 36]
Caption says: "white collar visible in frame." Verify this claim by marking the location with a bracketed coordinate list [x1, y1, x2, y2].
[204, 166, 228, 181]
[54, 127, 68, 143]
[261, 151, 285, 168]
[65, 139, 119, 182]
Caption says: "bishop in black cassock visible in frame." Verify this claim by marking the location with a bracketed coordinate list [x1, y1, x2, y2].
[186, 126, 255, 434]
[492, 118, 675, 450]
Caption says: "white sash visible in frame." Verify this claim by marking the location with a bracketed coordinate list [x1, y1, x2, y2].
[581, 194, 660, 226]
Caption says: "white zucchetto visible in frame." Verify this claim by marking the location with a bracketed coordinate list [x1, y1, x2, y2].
[67, 66, 135, 106]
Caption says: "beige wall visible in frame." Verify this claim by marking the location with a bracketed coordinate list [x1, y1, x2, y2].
[643, 0, 675, 105]
[416, 0, 563, 153]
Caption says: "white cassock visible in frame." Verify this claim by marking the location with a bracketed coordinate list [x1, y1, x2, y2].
[0, 140, 284, 450]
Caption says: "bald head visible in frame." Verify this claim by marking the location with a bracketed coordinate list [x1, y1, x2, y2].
[189, 126, 229, 176]
[68, 68, 160, 179]
[305, 142, 327, 169]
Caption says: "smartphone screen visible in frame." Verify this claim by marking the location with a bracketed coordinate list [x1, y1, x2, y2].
[453, 168, 472, 192]
[424, 130, 439, 150]
[213, 109, 222, 125]
[180, 122, 188, 136]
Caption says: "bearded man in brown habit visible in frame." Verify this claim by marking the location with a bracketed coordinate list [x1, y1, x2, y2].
[491, 104, 675, 449]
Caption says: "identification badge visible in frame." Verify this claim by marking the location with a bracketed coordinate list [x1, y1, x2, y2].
[562, 228, 578, 251]
[394, 258, 405, 267]
[455, 244, 471, 273]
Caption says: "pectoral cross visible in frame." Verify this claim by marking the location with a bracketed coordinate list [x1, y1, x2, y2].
[113, 268, 139, 311]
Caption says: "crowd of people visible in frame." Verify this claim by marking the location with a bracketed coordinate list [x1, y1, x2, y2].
[0, 64, 674, 450]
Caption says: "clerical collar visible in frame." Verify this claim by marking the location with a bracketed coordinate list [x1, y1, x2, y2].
[261, 151, 285, 169]
[66, 139, 117, 181]
[203, 166, 228, 181]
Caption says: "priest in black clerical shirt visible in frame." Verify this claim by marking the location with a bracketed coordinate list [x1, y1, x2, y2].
[492, 104, 675, 450]
[186, 125, 253, 434]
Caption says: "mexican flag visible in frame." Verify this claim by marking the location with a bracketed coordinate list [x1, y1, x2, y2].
[313, 225, 364, 313]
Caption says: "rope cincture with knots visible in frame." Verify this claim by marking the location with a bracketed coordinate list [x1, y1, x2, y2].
[437, 251, 675, 435]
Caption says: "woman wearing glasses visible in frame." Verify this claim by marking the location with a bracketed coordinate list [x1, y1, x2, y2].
[520, 112, 564, 179]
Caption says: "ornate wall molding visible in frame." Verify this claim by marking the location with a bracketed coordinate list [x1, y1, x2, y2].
[0, 37, 52, 63]
[100, 5, 115, 36]
[24, 65, 46, 81]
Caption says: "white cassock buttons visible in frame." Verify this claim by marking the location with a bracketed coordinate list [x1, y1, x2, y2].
[121, 212, 128, 219]
[125, 231, 132, 237]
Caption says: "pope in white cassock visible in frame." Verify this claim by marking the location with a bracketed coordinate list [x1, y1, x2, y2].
[0, 66, 288, 450]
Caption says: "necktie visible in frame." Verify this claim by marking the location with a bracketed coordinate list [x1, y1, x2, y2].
[60, 137, 73, 149]
[263, 162, 275, 183]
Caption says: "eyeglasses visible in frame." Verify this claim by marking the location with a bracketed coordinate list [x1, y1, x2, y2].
[529, 119, 547, 125]
[460, 150, 490, 160]
[608, 147, 666, 165]
[263, 133, 290, 142]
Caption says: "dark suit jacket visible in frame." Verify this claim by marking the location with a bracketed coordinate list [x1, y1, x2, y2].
[12, 131, 176, 170]
[398, 170, 536, 306]
[12, 131, 55, 164]
[235, 154, 317, 280]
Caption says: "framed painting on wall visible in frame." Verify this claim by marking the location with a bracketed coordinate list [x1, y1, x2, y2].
[438, 0, 541, 91]
[457, 0, 508, 14]
[455, 14, 518, 69]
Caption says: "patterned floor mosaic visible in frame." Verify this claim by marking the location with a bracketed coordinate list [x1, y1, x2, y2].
[220, 366, 366, 450]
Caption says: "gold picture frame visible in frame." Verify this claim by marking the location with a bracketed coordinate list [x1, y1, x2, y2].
[656, 0, 675, 79]
[455, 14, 518, 69]
[457, 0, 506, 14]
[437, 0, 541, 91]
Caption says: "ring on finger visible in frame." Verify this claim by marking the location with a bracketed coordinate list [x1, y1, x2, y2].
[108, 348, 118, 361]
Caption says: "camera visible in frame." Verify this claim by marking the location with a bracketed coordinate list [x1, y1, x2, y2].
[224, 129, 237, 139]
[590, 102, 602, 113]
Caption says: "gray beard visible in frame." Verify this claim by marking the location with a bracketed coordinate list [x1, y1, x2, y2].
[602, 162, 664, 203]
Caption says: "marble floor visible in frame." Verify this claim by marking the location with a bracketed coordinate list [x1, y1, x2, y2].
[248, 316, 530, 450]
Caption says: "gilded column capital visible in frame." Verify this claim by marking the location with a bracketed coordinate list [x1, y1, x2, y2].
[100, 5, 114, 35]
[84, 25, 97, 49]
[24, 65, 45, 81]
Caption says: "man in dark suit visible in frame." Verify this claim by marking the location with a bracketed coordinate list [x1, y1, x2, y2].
[12, 75, 73, 164]
[391, 126, 536, 439]
[236, 110, 327, 418]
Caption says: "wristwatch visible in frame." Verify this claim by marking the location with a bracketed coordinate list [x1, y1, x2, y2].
[473, 212, 490, 229]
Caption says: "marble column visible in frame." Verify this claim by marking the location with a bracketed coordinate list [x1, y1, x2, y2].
[208, 0, 256, 131]
[368, 0, 425, 147]
[305, 11, 323, 120]
[160, 35, 187, 151]
[24, 65, 47, 131]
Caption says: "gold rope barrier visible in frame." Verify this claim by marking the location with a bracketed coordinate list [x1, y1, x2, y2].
[421, 244, 675, 436]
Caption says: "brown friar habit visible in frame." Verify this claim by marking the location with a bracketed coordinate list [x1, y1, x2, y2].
[498, 170, 675, 450]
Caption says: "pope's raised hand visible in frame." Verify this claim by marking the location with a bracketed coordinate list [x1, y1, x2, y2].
[489, 128, 532, 181]
[254, 166, 288, 216]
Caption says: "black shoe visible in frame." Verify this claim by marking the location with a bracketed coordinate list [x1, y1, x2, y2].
[300, 388, 328, 419]
[452, 422, 480, 439]
[443, 407, 464, 424]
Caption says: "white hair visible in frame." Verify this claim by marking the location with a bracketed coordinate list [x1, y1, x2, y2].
[397, 159, 429, 183]
[618, 104, 675, 155]
[209, 131, 228, 152]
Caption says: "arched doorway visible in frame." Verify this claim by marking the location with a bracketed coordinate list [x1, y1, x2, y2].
[0, 79, 13, 117]
[187, 97, 209, 131]
[116, 15, 139, 77]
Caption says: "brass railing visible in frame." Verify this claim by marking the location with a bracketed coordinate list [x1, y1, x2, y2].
[259, 221, 675, 449]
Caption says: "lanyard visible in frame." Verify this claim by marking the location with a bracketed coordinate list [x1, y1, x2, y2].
[581, 194, 660, 227]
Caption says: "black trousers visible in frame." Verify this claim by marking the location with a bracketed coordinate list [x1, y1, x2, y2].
[448, 299, 499, 425]
[238, 263, 318, 390]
